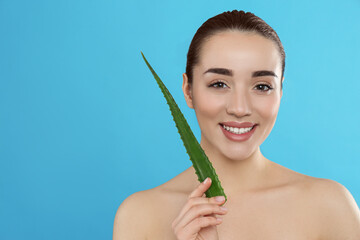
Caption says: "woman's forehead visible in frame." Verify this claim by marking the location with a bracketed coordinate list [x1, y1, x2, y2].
[196, 31, 282, 77]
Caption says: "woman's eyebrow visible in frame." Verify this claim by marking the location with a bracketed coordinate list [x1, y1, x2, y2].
[203, 68, 233, 76]
[203, 68, 278, 78]
[252, 70, 278, 78]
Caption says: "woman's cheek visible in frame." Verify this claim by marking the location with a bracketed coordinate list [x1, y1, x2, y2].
[194, 89, 223, 117]
[254, 94, 280, 123]
[193, 93, 224, 135]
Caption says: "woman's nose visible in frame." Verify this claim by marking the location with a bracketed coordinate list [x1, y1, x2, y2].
[226, 89, 252, 117]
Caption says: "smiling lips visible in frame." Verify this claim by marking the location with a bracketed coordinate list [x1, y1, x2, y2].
[220, 121, 257, 141]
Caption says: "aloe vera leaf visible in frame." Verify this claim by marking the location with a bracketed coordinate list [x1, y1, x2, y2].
[141, 52, 227, 202]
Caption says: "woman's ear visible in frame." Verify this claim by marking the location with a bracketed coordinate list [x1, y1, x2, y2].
[280, 77, 284, 98]
[182, 73, 194, 109]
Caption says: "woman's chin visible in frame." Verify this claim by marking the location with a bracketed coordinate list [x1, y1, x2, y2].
[200, 134, 261, 162]
[218, 146, 259, 162]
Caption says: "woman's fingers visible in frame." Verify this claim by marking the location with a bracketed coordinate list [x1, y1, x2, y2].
[171, 177, 227, 239]
[175, 202, 228, 230]
[189, 177, 212, 199]
[174, 194, 226, 227]
[181, 215, 223, 236]
[174, 178, 216, 224]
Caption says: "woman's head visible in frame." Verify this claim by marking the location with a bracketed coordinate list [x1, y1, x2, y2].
[182, 10, 284, 161]
[185, 10, 285, 89]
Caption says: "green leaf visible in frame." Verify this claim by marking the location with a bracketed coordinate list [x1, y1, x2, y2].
[141, 51, 227, 203]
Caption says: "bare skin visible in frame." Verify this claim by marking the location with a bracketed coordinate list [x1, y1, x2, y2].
[114, 161, 360, 239]
[113, 31, 360, 239]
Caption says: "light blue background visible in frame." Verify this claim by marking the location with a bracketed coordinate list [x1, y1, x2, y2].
[1, 0, 359, 239]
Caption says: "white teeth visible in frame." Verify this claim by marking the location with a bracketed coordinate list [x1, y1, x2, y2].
[222, 125, 253, 134]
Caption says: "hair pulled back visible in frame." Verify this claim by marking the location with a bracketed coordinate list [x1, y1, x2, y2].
[186, 10, 286, 88]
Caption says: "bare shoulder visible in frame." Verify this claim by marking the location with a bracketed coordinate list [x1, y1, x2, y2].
[113, 190, 154, 240]
[301, 176, 360, 239]
[267, 161, 360, 237]
[284, 167, 360, 218]
[113, 170, 194, 240]
[305, 177, 359, 213]
[306, 177, 356, 200]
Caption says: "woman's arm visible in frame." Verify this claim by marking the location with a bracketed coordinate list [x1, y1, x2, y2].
[113, 191, 149, 240]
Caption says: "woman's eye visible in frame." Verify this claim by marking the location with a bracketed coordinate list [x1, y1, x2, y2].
[209, 81, 227, 89]
[255, 84, 273, 92]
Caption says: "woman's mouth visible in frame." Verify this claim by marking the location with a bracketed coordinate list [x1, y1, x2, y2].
[219, 123, 257, 142]
[221, 124, 254, 134]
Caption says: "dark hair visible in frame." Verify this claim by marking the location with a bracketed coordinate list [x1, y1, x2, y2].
[186, 10, 285, 89]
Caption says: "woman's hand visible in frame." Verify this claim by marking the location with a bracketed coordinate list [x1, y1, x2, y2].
[171, 177, 228, 240]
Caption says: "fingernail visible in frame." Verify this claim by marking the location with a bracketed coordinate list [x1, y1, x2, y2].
[203, 178, 210, 184]
[220, 206, 228, 211]
[215, 196, 225, 202]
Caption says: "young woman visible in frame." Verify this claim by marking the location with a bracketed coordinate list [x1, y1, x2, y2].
[113, 10, 360, 240]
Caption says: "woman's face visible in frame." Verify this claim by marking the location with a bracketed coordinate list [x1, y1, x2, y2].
[182, 30, 283, 161]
